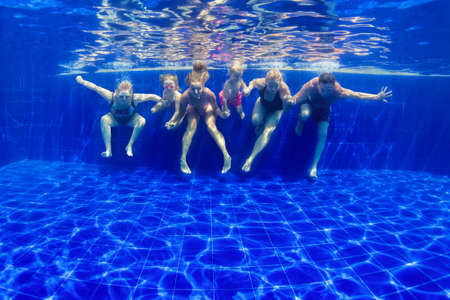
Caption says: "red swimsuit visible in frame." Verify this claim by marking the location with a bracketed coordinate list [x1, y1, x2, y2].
[219, 90, 242, 107]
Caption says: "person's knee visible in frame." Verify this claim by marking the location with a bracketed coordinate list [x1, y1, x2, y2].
[263, 126, 276, 137]
[187, 120, 197, 132]
[206, 121, 217, 134]
[300, 110, 310, 121]
[101, 115, 112, 126]
[136, 117, 146, 128]
[252, 115, 263, 127]
[186, 124, 197, 136]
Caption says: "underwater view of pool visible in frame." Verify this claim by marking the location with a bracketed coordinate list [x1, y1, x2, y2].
[1, 0, 450, 299]
[0, 160, 448, 299]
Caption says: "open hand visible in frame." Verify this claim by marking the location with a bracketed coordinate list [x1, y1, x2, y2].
[76, 75, 83, 84]
[285, 95, 296, 106]
[165, 121, 176, 130]
[377, 86, 392, 102]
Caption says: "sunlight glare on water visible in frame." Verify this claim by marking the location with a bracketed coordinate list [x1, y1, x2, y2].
[64, 0, 391, 72]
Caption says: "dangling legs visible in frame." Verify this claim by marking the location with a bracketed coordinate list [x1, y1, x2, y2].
[125, 114, 146, 157]
[251, 98, 265, 136]
[236, 104, 245, 119]
[310, 121, 329, 178]
[180, 111, 199, 174]
[296, 103, 311, 136]
[242, 109, 282, 172]
[100, 113, 118, 157]
[205, 113, 231, 174]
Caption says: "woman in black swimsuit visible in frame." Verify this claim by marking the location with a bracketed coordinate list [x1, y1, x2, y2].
[76, 76, 161, 157]
[241, 69, 293, 172]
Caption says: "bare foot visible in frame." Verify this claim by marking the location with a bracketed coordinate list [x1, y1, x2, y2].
[242, 158, 252, 173]
[125, 145, 133, 157]
[101, 150, 112, 158]
[309, 167, 318, 179]
[295, 120, 304, 136]
[180, 159, 191, 174]
[222, 155, 231, 174]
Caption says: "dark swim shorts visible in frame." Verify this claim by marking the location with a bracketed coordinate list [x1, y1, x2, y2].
[311, 106, 331, 123]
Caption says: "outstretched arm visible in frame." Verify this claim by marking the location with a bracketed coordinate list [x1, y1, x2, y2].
[240, 79, 248, 92]
[340, 86, 392, 102]
[165, 93, 188, 130]
[279, 81, 292, 105]
[243, 78, 265, 96]
[291, 79, 314, 105]
[76, 75, 113, 102]
[212, 92, 229, 119]
[134, 93, 161, 104]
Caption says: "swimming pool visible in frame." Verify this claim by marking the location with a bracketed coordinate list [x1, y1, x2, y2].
[0, 160, 448, 299]
[1, 0, 449, 299]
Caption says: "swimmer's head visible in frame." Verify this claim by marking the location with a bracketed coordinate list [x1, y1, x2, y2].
[229, 62, 244, 79]
[189, 80, 203, 99]
[186, 61, 210, 86]
[318, 73, 336, 97]
[160, 74, 180, 91]
[193, 61, 208, 73]
[265, 69, 282, 93]
[114, 81, 133, 99]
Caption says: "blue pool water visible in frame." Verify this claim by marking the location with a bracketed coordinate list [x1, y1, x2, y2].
[1, 160, 448, 299]
[1, 0, 450, 299]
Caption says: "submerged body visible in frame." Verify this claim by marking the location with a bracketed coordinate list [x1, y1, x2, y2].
[166, 65, 231, 174]
[151, 74, 185, 126]
[242, 69, 292, 172]
[76, 76, 160, 157]
[292, 73, 392, 178]
[220, 62, 248, 119]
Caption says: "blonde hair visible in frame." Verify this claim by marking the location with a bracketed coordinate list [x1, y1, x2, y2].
[229, 62, 244, 77]
[186, 61, 210, 86]
[265, 69, 282, 83]
[159, 74, 180, 91]
[114, 80, 133, 96]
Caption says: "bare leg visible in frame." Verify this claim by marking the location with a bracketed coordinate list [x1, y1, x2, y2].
[296, 103, 311, 136]
[151, 101, 168, 114]
[222, 96, 230, 114]
[310, 121, 329, 178]
[251, 98, 265, 135]
[125, 114, 146, 157]
[205, 113, 231, 174]
[180, 111, 199, 174]
[100, 113, 118, 157]
[242, 110, 282, 172]
[236, 104, 245, 119]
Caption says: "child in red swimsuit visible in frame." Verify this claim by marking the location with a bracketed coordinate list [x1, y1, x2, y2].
[220, 61, 248, 119]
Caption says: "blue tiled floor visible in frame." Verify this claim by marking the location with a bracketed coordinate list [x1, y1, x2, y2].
[0, 160, 448, 299]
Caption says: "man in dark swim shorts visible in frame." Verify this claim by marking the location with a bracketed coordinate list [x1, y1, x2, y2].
[292, 73, 392, 179]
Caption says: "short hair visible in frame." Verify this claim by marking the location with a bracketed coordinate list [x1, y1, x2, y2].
[114, 80, 133, 96]
[265, 69, 282, 82]
[319, 73, 336, 84]
[159, 74, 180, 91]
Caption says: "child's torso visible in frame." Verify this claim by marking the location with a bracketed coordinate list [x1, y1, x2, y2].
[224, 79, 241, 99]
